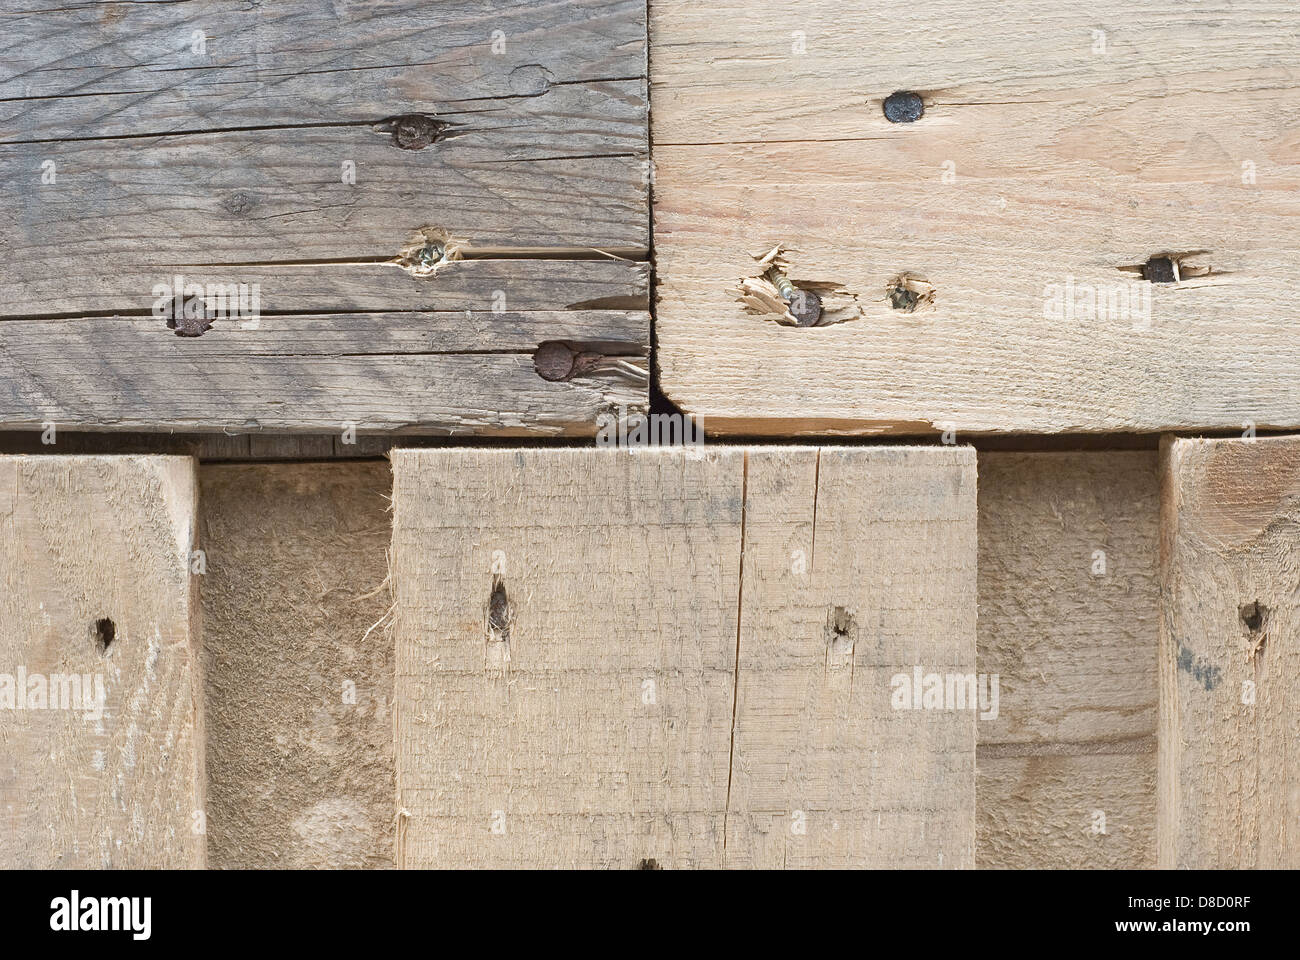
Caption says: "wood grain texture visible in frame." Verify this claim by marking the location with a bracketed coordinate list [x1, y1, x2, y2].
[391, 445, 976, 868]
[651, 0, 1300, 434]
[976, 452, 1159, 868]
[1159, 434, 1300, 868]
[201, 462, 394, 868]
[0, 310, 648, 435]
[726, 447, 977, 868]
[0, 455, 203, 868]
[0, 0, 649, 435]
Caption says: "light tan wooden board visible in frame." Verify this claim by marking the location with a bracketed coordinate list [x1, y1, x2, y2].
[0, 455, 203, 868]
[200, 462, 394, 868]
[1159, 435, 1300, 868]
[651, 1, 1300, 434]
[726, 447, 976, 867]
[976, 452, 1160, 868]
[391, 446, 976, 868]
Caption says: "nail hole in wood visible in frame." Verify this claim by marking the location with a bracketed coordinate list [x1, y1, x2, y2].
[1143, 256, 1178, 284]
[388, 114, 447, 150]
[886, 274, 936, 312]
[637, 858, 662, 870]
[94, 617, 115, 653]
[825, 606, 857, 655]
[1240, 600, 1267, 633]
[487, 576, 511, 648]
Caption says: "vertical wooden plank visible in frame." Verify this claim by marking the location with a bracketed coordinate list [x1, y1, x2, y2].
[392, 448, 741, 869]
[201, 462, 395, 868]
[976, 452, 1159, 868]
[1159, 434, 1300, 868]
[392, 446, 977, 868]
[725, 447, 977, 868]
[0, 455, 202, 868]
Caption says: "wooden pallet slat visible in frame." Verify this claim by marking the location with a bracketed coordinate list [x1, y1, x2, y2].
[391, 446, 977, 868]
[650, 0, 1300, 435]
[0, 0, 651, 437]
[0, 455, 203, 869]
[1158, 434, 1300, 869]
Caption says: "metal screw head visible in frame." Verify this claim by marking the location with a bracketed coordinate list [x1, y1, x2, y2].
[788, 289, 823, 326]
[533, 341, 575, 381]
[883, 91, 925, 123]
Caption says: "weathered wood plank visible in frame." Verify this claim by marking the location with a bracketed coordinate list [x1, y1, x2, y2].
[0, 455, 203, 868]
[1, 0, 645, 139]
[976, 451, 1160, 868]
[0, 0, 650, 435]
[201, 462, 394, 868]
[0, 111, 646, 275]
[651, 1, 1300, 434]
[725, 447, 977, 868]
[1, 260, 648, 322]
[391, 446, 977, 868]
[1158, 434, 1300, 868]
[393, 447, 740, 869]
[0, 339, 645, 435]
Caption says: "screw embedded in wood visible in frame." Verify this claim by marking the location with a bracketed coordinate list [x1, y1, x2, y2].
[534, 341, 577, 381]
[883, 91, 924, 123]
[767, 267, 823, 326]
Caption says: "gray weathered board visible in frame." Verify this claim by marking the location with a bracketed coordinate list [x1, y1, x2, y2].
[391, 446, 976, 868]
[0, 0, 649, 436]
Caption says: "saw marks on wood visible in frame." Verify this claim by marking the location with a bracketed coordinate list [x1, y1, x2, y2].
[725, 447, 977, 868]
[200, 462, 394, 869]
[391, 446, 976, 868]
[0, 455, 203, 868]
[976, 452, 1159, 868]
[0, 1, 650, 436]
[1159, 435, 1300, 868]
[651, 0, 1300, 434]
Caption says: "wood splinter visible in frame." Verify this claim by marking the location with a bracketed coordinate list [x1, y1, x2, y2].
[730, 244, 861, 327]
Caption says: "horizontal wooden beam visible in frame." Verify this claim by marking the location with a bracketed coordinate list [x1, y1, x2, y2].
[651, 1, 1300, 434]
[0, 1, 650, 435]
